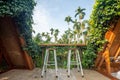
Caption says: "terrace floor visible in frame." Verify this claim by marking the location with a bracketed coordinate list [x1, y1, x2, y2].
[0, 68, 110, 80]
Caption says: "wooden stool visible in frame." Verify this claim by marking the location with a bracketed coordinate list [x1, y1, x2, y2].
[41, 48, 58, 78]
[67, 48, 84, 77]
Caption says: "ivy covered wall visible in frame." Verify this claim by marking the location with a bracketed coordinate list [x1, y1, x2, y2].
[82, 0, 120, 68]
[0, 0, 41, 61]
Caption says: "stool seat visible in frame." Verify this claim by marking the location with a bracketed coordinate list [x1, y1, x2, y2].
[41, 48, 58, 78]
[67, 48, 84, 77]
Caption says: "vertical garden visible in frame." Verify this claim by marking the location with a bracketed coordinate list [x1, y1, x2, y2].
[82, 0, 120, 68]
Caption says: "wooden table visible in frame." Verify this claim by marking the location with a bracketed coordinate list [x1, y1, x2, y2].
[39, 44, 86, 47]
[39, 44, 86, 77]
[39, 44, 86, 56]
[39, 44, 86, 58]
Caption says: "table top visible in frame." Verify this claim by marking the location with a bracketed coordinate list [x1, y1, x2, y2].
[39, 44, 86, 47]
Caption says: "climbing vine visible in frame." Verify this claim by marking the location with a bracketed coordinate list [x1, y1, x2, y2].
[0, 0, 40, 62]
[82, 0, 120, 68]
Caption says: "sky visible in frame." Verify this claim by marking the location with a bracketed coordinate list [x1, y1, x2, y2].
[32, 0, 95, 37]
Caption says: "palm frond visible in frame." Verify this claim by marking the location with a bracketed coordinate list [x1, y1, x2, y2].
[75, 12, 79, 17]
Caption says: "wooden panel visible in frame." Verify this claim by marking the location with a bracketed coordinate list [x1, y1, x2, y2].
[109, 19, 120, 56]
[105, 30, 115, 43]
[0, 38, 13, 66]
[95, 18, 120, 79]
[0, 39, 3, 63]
[0, 51, 2, 64]
[0, 16, 34, 70]
[22, 51, 34, 70]
[0, 17, 25, 67]
[114, 47, 120, 59]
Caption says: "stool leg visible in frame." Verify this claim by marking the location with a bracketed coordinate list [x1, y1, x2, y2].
[76, 50, 80, 72]
[68, 50, 71, 77]
[41, 49, 48, 77]
[54, 50, 58, 77]
[45, 50, 49, 72]
[77, 50, 84, 77]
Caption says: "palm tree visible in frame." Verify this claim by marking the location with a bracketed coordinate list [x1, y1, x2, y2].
[65, 16, 73, 25]
[81, 20, 90, 44]
[67, 28, 72, 44]
[50, 28, 55, 42]
[74, 7, 87, 43]
[41, 32, 51, 43]
[41, 32, 45, 36]
[69, 32, 74, 44]
[33, 33, 43, 44]
[57, 38, 63, 44]
[50, 28, 54, 35]
[73, 30, 77, 44]
[54, 29, 59, 43]
[75, 7, 86, 19]
[41, 32, 45, 42]
[65, 16, 73, 44]
[64, 28, 73, 44]
[61, 33, 68, 44]
[73, 19, 81, 43]
[45, 32, 51, 43]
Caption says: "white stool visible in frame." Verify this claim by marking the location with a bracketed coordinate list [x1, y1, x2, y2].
[41, 48, 58, 78]
[67, 48, 84, 77]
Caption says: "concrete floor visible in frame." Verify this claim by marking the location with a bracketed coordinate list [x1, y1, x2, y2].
[0, 68, 110, 80]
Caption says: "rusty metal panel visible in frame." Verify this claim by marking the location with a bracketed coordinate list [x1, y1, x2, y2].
[0, 17, 34, 69]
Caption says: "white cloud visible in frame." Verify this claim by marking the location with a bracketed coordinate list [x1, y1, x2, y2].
[32, 5, 51, 36]
[32, 3, 68, 39]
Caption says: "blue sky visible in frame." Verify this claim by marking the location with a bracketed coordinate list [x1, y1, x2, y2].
[32, 0, 95, 36]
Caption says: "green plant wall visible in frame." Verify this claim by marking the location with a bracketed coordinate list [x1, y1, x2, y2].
[82, 0, 120, 68]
